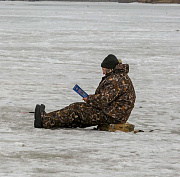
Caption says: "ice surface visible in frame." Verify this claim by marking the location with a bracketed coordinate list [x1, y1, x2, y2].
[0, 1, 180, 177]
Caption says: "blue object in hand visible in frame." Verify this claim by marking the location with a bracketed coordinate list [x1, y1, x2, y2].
[73, 84, 88, 98]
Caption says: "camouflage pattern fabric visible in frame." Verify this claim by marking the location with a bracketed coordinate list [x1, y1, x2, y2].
[43, 103, 115, 129]
[42, 63, 136, 129]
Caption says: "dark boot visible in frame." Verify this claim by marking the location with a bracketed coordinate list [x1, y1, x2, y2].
[34, 104, 45, 128]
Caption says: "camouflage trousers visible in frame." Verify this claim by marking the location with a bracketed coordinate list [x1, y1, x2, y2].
[42, 102, 121, 129]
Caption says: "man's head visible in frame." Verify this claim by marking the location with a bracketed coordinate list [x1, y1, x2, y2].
[101, 54, 119, 75]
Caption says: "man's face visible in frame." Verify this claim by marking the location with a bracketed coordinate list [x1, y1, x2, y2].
[102, 68, 106, 75]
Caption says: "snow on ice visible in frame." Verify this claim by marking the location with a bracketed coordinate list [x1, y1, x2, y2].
[0, 1, 180, 177]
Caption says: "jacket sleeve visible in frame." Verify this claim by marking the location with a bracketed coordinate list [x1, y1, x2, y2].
[86, 77, 128, 109]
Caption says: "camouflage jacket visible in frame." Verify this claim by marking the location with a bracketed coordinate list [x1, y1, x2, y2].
[86, 64, 136, 123]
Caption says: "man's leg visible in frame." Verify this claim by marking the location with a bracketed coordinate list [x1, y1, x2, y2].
[42, 102, 113, 129]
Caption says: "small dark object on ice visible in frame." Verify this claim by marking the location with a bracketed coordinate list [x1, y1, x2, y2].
[134, 129, 144, 133]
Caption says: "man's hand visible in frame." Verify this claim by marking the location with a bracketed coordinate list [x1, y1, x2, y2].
[83, 97, 88, 103]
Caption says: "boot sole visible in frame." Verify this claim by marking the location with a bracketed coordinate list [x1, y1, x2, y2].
[34, 104, 45, 128]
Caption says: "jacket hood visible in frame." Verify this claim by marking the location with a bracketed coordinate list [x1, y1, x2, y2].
[114, 64, 129, 74]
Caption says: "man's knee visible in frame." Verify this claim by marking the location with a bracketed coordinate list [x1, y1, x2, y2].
[68, 102, 87, 110]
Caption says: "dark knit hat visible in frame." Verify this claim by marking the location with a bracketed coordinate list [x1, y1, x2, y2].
[101, 54, 119, 69]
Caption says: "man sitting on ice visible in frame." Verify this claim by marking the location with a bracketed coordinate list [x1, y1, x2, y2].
[34, 54, 136, 129]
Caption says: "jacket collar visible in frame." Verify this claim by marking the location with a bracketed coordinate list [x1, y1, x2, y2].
[114, 64, 129, 74]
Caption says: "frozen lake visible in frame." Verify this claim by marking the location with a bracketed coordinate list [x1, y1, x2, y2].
[0, 1, 180, 176]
